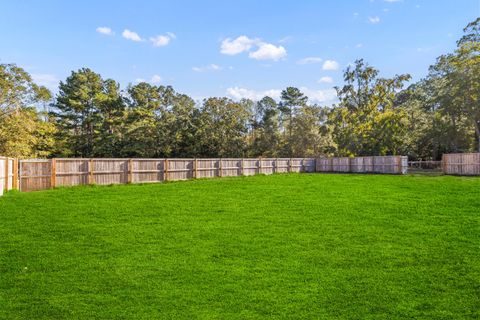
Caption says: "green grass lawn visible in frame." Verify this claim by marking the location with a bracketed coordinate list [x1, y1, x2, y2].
[1, 174, 479, 319]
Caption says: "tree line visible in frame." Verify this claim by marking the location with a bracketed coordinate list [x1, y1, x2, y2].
[1, 18, 478, 160]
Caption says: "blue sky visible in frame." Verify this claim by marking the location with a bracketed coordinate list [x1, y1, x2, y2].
[1, 0, 479, 104]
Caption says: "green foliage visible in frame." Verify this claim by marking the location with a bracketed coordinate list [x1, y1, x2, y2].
[329, 59, 411, 156]
[196, 97, 251, 157]
[250, 96, 281, 156]
[1, 174, 479, 319]
[0, 107, 56, 158]
[0, 64, 56, 158]
[52, 68, 125, 157]
[397, 18, 480, 157]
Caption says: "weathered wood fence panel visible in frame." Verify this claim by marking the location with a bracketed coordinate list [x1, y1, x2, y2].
[222, 159, 241, 177]
[167, 159, 193, 181]
[19, 159, 51, 192]
[275, 159, 289, 173]
[442, 153, 480, 175]
[132, 159, 164, 183]
[242, 159, 258, 176]
[196, 159, 218, 178]
[332, 157, 351, 172]
[316, 156, 407, 174]
[56, 159, 89, 187]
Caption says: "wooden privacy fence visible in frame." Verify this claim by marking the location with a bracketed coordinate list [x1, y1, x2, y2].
[6, 153, 480, 194]
[18, 158, 317, 192]
[442, 153, 480, 175]
[10, 155, 410, 193]
[0, 157, 17, 196]
[316, 156, 408, 175]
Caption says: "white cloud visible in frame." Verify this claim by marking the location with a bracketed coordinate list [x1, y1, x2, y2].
[31, 73, 59, 89]
[220, 36, 259, 55]
[151, 75, 162, 83]
[226, 86, 337, 104]
[368, 16, 381, 24]
[249, 43, 287, 61]
[122, 29, 143, 42]
[226, 87, 281, 101]
[322, 60, 340, 71]
[299, 87, 337, 104]
[297, 57, 322, 65]
[221, 35, 287, 61]
[134, 76, 162, 84]
[149, 33, 176, 47]
[384, 0, 402, 2]
[192, 64, 222, 72]
[150, 35, 170, 46]
[353, 12, 359, 16]
[356, 43, 363, 48]
[96, 27, 114, 36]
[318, 76, 333, 84]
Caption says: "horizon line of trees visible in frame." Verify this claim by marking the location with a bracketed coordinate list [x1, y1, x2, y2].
[0, 18, 479, 160]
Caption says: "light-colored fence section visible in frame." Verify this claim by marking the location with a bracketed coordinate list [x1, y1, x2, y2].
[0, 157, 17, 196]
[19, 158, 317, 192]
[19, 159, 51, 192]
[133, 159, 165, 183]
[442, 153, 480, 176]
[316, 156, 408, 174]
[17, 156, 409, 192]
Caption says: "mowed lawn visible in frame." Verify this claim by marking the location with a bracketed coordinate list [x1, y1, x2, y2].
[1, 174, 479, 319]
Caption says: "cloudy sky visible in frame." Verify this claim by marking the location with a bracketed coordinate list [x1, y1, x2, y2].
[1, 0, 478, 104]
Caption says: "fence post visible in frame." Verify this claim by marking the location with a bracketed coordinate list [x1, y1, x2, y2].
[274, 158, 278, 173]
[89, 159, 94, 184]
[164, 159, 169, 181]
[193, 158, 197, 179]
[13, 158, 18, 190]
[241, 158, 244, 175]
[50, 158, 56, 188]
[289, 158, 293, 173]
[18, 159, 22, 191]
[258, 157, 262, 174]
[4, 157, 9, 192]
[128, 159, 133, 183]
[442, 154, 446, 174]
[218, 158, 222, 177]
[314, 158, 318, 172]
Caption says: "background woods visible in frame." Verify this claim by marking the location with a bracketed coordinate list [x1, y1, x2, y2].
[1, 18, 479, 160]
